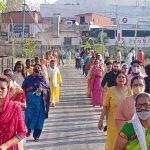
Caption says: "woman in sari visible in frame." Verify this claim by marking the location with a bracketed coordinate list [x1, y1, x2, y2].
[114, 92, 150, 150]
[98, 71, 131, 150]
[22, 64, 50, 142]
[84, 49, 92, 76]
[90, 59, 103, 106]
[3, 69, 26, 110]
[87, 56, 95, 97]
[115, 76, 145, 131]
[0, 75, 26, 150]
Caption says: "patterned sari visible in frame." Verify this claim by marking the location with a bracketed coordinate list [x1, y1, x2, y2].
[119, 122, 150, 150]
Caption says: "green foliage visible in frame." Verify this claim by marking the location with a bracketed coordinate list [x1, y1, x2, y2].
[22, 39, 37, 58]
[0, 1, 5, 11]
[115, 45, 125, 52]
[94, 43, 106, 53]
[85, 41, 91, 49]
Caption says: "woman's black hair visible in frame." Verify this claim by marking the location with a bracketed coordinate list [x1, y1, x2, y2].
[115, 70, 128, 86]
[34, 64, 42, 68]
[14, 61, 25, 78]
[145, 64, 150, 76]
[131, 60, 141, 66]
[26, 59, 30, 64]
[130, 76, 145, 87]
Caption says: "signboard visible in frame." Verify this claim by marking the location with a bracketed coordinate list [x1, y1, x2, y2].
[106, 37, 150, 47]
[0, 32, 8, 40]
[9, 24, 31, 38]
[122, 17, 128, 23]
[127, 37, 150, 46]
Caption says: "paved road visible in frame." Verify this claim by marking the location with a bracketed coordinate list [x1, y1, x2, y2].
[24, 65, 106, 150]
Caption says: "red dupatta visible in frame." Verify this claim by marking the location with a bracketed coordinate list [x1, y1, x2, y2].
[0, 75, 26, 150]
[0, 76, 18, 126]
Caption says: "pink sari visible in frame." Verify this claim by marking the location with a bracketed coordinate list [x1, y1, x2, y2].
[90, 65, 103, 106]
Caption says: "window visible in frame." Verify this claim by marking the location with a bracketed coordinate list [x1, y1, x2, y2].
[137, 31, 150, 37]
[122, 30, 135, 37]
[104, 30, 116, 39]
[90, 29, 116, 39]
[64, 37, 72, 45]
[80, 16, 85, 24]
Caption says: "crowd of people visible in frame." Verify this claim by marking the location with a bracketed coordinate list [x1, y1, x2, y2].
[0, 46, 150, 150]
[77, 47, 150, 150]
[0, 50, 63, 149]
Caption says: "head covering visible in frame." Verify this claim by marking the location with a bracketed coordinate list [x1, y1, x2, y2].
[121, 63, 128, 70]
[3, 69, 14, 81]
[0, 75, 18, 125]
[0, 75, 10, 114]
[0, 75, 26, 148]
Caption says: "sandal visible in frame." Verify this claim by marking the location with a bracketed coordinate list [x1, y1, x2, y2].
[26, 132, 31, 137]
[34, 138, 39, 142]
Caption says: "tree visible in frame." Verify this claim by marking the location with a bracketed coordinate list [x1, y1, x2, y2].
[94, 31, 107, 54]
[94, 43, 106, 53]
[23, 39, 37, 58]
[0, 1, 5, 11]
[95, 31, 107, 44]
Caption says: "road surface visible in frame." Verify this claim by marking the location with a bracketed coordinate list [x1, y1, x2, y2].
[24, 65, 106, 150]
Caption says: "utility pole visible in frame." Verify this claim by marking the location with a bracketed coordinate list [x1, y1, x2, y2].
[22, 0, 26, 39]
[115, 4, 119, 28]
[115, 4, 120, 46]
[134, 18, 139, 59]
[10, 17, 15, 65]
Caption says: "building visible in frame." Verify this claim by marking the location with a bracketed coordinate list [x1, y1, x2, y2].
[0, 11, 43, 56]
[75, 13, 115, 27]
[37, 15, 80, 48]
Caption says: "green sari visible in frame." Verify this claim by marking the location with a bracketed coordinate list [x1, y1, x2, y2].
[119, 122, 150, 150]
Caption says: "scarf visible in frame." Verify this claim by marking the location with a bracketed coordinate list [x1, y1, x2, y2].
[48, 66, 59, 87]
[131, 113, 147, 150]
[121, 63, 128, 70]
[0, 83, 18, 125]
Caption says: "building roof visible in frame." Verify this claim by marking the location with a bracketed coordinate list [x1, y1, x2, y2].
[75, 12, 113, 19]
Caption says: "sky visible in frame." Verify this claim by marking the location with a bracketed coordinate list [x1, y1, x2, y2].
[39, 0, 146, 5]
[27, 0, 147, 8]
[39, 0, 57, 4]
